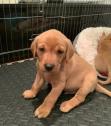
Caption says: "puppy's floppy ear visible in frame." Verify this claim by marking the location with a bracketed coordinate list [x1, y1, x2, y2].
[30, 37, 38, 57]
[65, 39, 75, 62]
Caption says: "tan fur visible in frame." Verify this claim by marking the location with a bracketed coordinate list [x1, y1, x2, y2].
[95, 33, 111, 84]
[23, 29, 111, 119]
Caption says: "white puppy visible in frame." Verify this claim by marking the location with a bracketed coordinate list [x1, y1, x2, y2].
[74, 27, 111, 79]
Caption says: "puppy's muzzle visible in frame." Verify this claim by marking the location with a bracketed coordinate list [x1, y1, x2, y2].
[44, 64, 55, 72]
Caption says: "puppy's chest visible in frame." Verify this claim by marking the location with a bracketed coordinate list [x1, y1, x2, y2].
[43, 73, 52, 82]
[43, 72, 59, 83]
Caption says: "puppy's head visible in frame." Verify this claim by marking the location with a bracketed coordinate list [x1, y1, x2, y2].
[31, 29, 74, 73]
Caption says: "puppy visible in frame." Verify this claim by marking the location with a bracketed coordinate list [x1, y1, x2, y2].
[95, 33, 111, 84]
[74, 27, 111, 67]
[23, 29, 111, 118]
[74, 27, 111, 82]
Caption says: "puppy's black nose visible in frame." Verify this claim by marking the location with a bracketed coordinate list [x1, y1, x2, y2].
[45, 64, 55, 71]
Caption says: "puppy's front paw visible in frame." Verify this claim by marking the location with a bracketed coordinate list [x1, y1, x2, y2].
[60, 101, 73, 113]
[34, 105, 51, 119]
[22, 90, 36, 99]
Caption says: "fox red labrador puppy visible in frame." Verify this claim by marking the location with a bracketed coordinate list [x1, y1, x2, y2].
[95, 33, 111, 84]
[23, 29, 111, 118]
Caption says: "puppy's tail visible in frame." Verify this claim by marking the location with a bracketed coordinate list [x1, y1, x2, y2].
[96, 84, 111, 97]
[97, 71, 107, 79]
[97, 71, 111, 85]
[98, 78, 111, 85]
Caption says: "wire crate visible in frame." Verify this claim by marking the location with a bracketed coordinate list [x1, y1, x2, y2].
[0, 0, 111, 64]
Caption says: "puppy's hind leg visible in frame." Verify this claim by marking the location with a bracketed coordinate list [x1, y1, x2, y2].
[60, 77, 96, 113]
[60, 88, 86, 113]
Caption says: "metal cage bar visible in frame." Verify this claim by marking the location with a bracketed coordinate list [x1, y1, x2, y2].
[0, 0, 111, 64]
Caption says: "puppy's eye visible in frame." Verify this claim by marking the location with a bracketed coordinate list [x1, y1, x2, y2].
[57, 50, 64, 55]
[38, 47, 45, 52]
